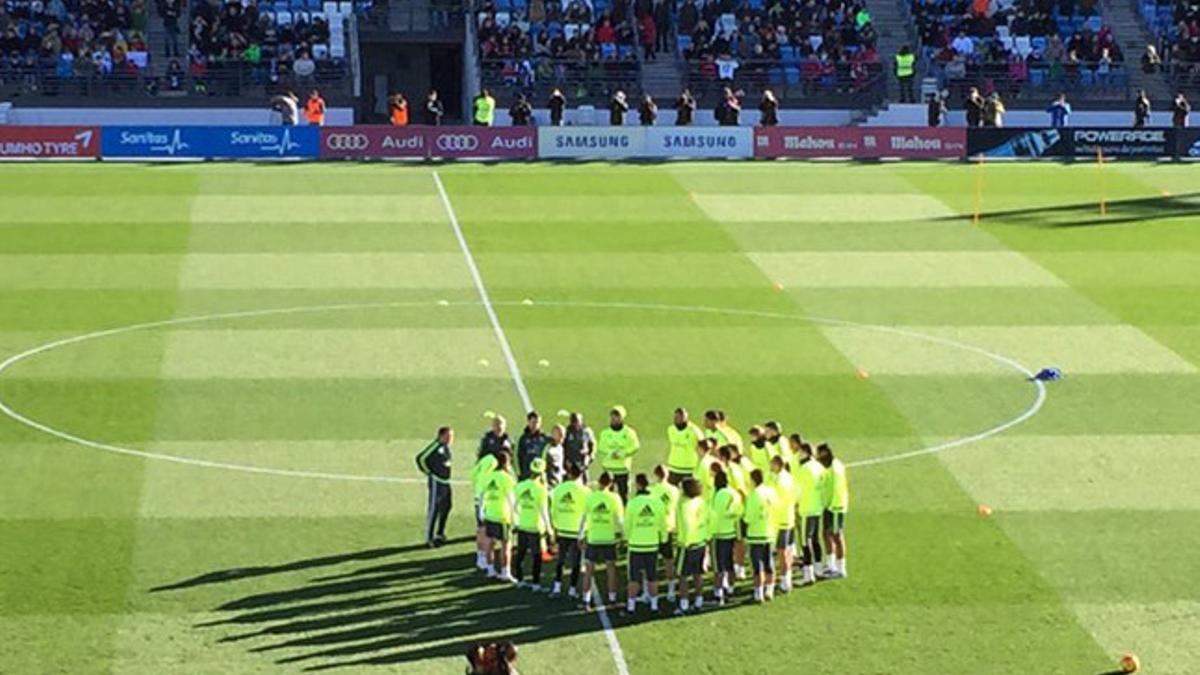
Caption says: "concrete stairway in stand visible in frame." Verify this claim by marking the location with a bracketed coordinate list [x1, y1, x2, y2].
[640, 57, 683, 102]
[1098, 0, 1172, 102]
[864, 0, 917, 101]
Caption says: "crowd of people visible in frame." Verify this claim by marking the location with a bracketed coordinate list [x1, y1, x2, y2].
[679, 0, 882, 97]
[188, 0, 334, 93]
[1142, 0, 1200, 94]
[0, 0, 152, 92]
[417, 407, 850, 616]
[913, 0, 1128, 99]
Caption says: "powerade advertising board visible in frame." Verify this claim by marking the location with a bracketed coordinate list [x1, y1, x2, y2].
[101, 126, 319, 159]
[1070, 128, 1172, 158]
[968, 128, 1178, 159]
[967, 128, 1070, 158]
[1178, 129, 1200, 159]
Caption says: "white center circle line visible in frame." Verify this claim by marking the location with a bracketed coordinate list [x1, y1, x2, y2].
[0, 300, 1046, 481]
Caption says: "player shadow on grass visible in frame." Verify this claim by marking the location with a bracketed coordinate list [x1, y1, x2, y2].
[951, 191, 1200, 228]
[155, 540, 683, 671]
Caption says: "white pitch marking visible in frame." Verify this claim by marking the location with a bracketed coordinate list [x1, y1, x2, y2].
[433, 170, 533, 413]
[0, 299, 1046, 479]
[432, 174, 629, 675]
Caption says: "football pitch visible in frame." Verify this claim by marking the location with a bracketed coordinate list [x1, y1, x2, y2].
[1, 160, 1198, 674]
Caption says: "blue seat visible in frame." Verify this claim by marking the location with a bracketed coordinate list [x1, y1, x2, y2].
[785, 66, 800, 84]
[1079, 69, 1094, 86]
[1030, 68, 1044, 87]
[768, 66, 784, 84]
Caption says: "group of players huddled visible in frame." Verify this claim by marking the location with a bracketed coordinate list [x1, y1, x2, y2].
[466, 406, 849, 615]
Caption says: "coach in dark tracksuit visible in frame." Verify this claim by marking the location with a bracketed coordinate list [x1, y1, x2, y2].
[517, 410, 549, 479]
[417, 426, 454, 547]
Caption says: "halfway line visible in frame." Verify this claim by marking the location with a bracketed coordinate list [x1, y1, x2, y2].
[431, 171, 630, 675]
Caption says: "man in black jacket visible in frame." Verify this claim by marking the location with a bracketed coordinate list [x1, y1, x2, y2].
[1173, 91, 1191, 128]
[416, 426, 454, 547]
[964, 87, 984, 128]
[510, 94, 533, 126]
[675, 88, 696, 125]
[517, 411, 549, 478]
[610, 90, 630, 125]
[423, 89, 445, 125]
[549, 87, 567, 125]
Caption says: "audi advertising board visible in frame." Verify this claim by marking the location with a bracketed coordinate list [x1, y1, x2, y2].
[320, 127, 426, 159]
[426, 127, 536, 159]
[644, 127, 753, 158]
[101, 126, 319, 159]
[0, 126, 100, 159]
[538, 127, 646, 159]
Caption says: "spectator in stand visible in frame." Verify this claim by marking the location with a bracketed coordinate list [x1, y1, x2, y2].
[162, 0, 182, 58]
[610, 89, 629, 125]
[270, 90, 299, 125]
[964, 87, 985, 127]
[716, 86, 741, 126]
[758, 89, 778, 126]
[895, 45, 916, 103]
[473, 88, 496, 126]
[549, 88, 567, 125]
[390, 93, 409, 126]
[675, 87, 696, 125]
[927, 91, 947, 126]
[1142, 44, 1161, 74]
[639, 94, 657, 125]
[983, 91, 1006, 127]
[424, 89, 444, 125]
[653, 0, 671, 54]
[293, 50, 316, 82]
[640, 13, 656, 61]
[1047, 92, 1071, 127]
[1133, 89, 1151, 128]
[510, 94, 533, 125]
[1173, 91, 1191, 128]
[304, 89, 326, 126]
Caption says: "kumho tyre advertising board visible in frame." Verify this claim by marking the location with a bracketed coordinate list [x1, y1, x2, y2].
[0, 126, 100, 159]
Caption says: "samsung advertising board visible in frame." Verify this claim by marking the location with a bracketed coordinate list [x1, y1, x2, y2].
[538, 127, 646, 159]
[101, 126, 319, 159]
[644, 127, 753, 158]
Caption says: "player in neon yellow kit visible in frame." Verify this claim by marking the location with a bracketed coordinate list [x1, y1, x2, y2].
[470, 451, 499, 570]
[625, 473, 667, 614]
[745, 425, 776, 473]
[768, 454, 797, 592]
[817, 443, 850, 579]
[666, 407, 704, 484]
[580, 472, 625, 609]
[674, 477, 709, 614]
[597, 406, 640, 502]
[648, 465, 682, 601]
[549, 461, 590, 598]
[743, 468, 778, 602]
[512, 458, 552, 590]
[479, 451, 518, 582]
[789, 435, 826, 586]
[708, 469, 743, 605]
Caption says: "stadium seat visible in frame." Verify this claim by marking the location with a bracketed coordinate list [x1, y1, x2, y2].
[1014, 36, 1032, 57]
[276, 10, 292, 24]
[496, 11, 511, 27]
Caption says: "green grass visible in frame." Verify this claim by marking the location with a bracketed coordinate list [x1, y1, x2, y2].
[1, 161, 1198, 674]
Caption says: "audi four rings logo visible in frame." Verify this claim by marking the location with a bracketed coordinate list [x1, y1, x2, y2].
[436, 134, 479, 151]
[326, 134, 370, 150]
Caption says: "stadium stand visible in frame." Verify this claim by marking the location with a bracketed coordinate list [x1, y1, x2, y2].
[0, 0, 361, 101]
[475, 0, 642, 107]
[676, 0, 886, 106]
[1140, 0, 1200, 95]
[910, 0, 1130, 100]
